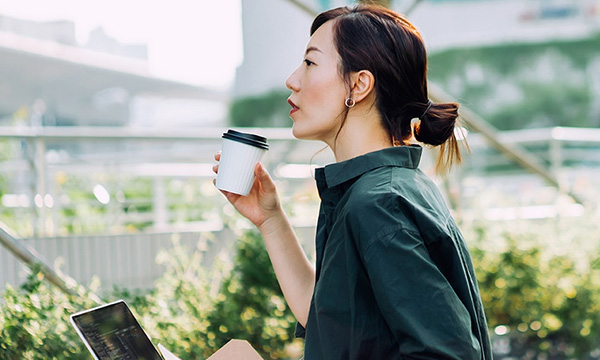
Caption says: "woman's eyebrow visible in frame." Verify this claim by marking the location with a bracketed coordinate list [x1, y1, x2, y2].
[305, 46, 323, 56]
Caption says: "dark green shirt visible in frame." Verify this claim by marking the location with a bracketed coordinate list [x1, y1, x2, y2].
[296, 145, 492, 360]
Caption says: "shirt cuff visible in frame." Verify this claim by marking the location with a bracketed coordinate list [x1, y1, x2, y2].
[295, 322, 306, 338]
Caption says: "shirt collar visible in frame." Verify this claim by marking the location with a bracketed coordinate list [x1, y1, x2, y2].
[315, 145, 422, 189]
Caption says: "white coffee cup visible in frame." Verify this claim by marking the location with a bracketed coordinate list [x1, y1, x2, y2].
[216, 129, 269, 196]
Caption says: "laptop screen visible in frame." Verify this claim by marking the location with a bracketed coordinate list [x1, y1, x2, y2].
[70, 300, 163, 360]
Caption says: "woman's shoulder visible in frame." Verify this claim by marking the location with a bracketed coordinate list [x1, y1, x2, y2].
[348, 165, 424, 200]
[343, 165, 450, 227]
[338, 167, 420, 247]
[342, 166, 420, 219]
[342, 166, 456, 249]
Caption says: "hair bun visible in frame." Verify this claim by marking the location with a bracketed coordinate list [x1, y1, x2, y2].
[414, 101, 465, 173]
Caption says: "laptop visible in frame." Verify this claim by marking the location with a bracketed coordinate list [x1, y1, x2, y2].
[70, 299, 177, 360]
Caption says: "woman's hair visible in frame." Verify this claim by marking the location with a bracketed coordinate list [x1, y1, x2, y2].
[311, 4, 466, 173]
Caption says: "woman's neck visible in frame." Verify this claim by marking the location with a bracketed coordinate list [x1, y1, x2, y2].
[329, 111, 393, 163]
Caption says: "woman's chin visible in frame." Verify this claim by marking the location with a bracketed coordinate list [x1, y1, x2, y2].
[292, 123, 328, 142]
[291, 125, 308, 140]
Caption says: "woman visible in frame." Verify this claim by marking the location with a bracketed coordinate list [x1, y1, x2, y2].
[214, 4, 492, 359]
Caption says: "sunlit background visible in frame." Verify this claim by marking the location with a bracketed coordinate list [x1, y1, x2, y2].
[1, 0, 600, 359]
[0, 0, 243, 88]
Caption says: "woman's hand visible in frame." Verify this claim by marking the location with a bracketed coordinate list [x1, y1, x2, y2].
[213, 151, 281, 229]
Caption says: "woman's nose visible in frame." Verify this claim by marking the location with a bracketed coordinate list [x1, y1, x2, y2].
[285, 67, 300, 91]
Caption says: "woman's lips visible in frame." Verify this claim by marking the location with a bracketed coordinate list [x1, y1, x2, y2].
[288, 99, 299, 115]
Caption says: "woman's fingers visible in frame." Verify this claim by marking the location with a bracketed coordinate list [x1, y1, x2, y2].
[255, 163, 276, 193]
[213, 151, 221, 174]
[224, 190, 242, 204]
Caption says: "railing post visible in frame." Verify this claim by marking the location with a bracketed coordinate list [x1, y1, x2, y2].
[153, 177, 168, 230]
[25, 137, 39, 238]
[34, 135, 47, 237]
[550, 137, 564, 191]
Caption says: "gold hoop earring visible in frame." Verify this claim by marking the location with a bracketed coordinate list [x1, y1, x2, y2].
[345, 98, 355, 108]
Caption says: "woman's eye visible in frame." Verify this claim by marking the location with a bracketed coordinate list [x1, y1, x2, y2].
[304, 59, 315, 67]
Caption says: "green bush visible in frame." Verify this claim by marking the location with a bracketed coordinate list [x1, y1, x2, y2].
[469, 218, 600, 358]
[206, 230, 299, 358]
[0, 264, 100, 359]
[0, 231, 299, 360]
[131, 234, 218, 359]
[3, 216, 600, 359]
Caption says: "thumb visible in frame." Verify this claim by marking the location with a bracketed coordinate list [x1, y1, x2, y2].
[255, 162, 276, 193]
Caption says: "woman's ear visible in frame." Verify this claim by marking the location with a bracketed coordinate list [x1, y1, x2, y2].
[350, 70, 375, 104]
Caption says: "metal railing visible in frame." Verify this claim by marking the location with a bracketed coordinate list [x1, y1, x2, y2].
[1, 125, 599, 292]
[0, 125, 598, 237]
[0, 223, 318, 293]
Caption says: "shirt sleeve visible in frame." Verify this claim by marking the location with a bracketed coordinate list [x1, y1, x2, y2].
[361, 225, 482, 359]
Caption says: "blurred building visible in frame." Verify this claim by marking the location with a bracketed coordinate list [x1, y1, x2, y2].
[0, 15, 77, 45]
[0, 14, 227, 128]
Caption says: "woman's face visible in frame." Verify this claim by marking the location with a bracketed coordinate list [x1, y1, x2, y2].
[285, 20, 348, 144]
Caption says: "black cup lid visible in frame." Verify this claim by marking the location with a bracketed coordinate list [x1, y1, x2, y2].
[222, 129, 269, 150]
